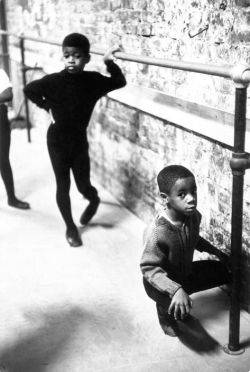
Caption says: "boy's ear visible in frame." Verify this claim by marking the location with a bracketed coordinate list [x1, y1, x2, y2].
[84, 54, 91, 64]
[160, 192, 169, 202]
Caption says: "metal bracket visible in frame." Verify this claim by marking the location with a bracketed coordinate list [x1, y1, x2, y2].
[230, 63, 250, 88]
[230, 152, 250, 175]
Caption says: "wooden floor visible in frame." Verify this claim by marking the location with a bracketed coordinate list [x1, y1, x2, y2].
[0, 128, 249, 372]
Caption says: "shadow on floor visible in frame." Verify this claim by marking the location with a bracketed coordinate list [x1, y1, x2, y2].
[100, 200, 122, 208]
[177, 316, 220, 354]
[241, 338, 250, 348]
[80, 222, 115, 231]
[79, 199, 126, 231]
[0, 306, 85, 372]
[0, 299, 137, 372]
[191, 288, 230, 321]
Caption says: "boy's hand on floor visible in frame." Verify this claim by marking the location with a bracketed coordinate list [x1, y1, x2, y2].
[103, 45, 123, 62]
[169, 288, 193, 320]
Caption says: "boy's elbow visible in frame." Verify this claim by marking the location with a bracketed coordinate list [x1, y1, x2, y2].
[121, 79, 127, 88]
[116, 78, 126, 90]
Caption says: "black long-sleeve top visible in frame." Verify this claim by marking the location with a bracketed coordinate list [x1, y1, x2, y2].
[23, 60, 126, 138]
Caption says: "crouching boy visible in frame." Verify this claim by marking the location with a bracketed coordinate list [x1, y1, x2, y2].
[140, 165, 231, 337]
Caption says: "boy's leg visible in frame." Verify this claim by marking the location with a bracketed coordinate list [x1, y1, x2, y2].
[143, 278, 179, 336]
[71, 144, 100, 225]
[0, 108, 15, 199]
[183, 260, 231, 295]
[47, 136, 82, 247]
[0, 105, 29, 209]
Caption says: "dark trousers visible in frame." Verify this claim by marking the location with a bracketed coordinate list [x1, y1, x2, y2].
[0, 104, 15, 199]
[47, 125, 98, 230]
[143, 260, 230, 310]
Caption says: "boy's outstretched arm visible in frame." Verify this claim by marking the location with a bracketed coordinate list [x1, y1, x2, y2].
[99, 45, 126, 93]
[103, 45, 122, 63]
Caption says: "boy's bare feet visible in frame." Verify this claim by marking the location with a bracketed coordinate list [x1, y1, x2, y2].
[80, 197, 100, 225]
[156, 303, 179, 337]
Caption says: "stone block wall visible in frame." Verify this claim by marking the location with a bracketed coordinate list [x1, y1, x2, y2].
[3, 0, 250, 310]
[89, 97, 250, 309]
[6, 0, 250, 112]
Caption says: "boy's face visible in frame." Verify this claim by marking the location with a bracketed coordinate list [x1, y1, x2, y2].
[163, 176, 197, 217]
[63, 46, 89, 74]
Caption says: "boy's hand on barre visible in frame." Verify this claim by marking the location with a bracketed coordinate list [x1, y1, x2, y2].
[103, 45, 123, 62]
[168, 287, 193, 320]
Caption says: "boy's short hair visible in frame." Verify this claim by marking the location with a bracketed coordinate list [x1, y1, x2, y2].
[157, 165, 195, 194]
[62, 33, 90, 54]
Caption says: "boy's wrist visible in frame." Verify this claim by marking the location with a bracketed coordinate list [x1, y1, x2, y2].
[171, 285, 182, 297]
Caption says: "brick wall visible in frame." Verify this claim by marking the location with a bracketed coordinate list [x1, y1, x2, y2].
[6, 0, 250, 112]
[89, 97, 250, 310]
[5, 0, 250, 310]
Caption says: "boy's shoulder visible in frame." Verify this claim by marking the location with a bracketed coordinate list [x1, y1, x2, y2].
[38, 71, 62, 83]
[143, 214, 173, 238]
[57, 70, 104, 81]
[147, 209, 202, 230]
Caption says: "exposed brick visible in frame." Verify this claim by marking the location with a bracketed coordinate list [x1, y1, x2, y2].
[236, 0, 250, 6]
[5, 0, 250, 311]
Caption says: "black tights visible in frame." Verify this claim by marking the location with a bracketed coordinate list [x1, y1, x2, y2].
[47, 126, 98, 231]
[0, 104, 15, 199]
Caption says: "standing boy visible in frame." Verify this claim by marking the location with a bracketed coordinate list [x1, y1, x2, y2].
[24, 33, 126, 247]
[0, 68, 30, 209]
[140, 165, 230, 337]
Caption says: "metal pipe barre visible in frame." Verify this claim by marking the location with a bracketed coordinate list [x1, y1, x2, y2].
[1, 30, 250, 84]
[1, 29, 249, 354]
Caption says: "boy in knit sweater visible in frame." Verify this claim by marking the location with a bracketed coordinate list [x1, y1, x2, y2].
[24, 33, 126, 247]
[140, 165, 231, 337]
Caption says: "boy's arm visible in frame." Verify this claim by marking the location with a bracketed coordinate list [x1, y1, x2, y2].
[0, 87, 13, 104]
[95, 46, 126, 95]
[104, 59, 126, 89]
[141, 237, 193, 320]
[140, 225, 182, 297]
[197, 236, 231, 268]
[23, 78, 50, 112]
[141, 223, 193, 320]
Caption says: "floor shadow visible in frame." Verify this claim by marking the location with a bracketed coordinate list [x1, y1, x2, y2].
[177, 316, 220, 354]
[100, 200, 122, 208]
[79, 222, 115, 232]
[191, 289, 229, 322]
[240, 337, 250, 349]
[79, 201, 125, 230]
[0, 299, 138, 372]
[0, 306, 85, 372]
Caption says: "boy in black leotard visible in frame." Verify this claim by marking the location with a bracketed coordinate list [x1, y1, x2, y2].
[0, 68, 30, 210]
[24, 33, 126, 247]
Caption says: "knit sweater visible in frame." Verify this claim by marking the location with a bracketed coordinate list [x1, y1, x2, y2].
[23, 60, 126, 138]
[140, 210, 206, 297]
